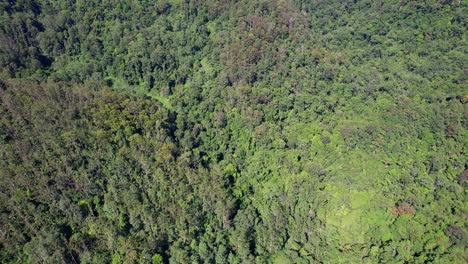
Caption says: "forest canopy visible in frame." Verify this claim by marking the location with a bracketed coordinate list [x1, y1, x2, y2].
[0, 0, 467, 263]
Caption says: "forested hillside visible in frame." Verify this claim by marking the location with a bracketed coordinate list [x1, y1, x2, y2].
[0, 0, 467, 263]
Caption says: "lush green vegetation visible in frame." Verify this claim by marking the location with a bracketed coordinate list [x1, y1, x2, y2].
[1, 0, 467, 263]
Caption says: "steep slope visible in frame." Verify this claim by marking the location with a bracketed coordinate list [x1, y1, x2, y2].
[0, 0, 466, 263]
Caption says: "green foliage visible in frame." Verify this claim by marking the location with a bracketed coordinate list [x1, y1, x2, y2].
[0, 0, 467, 263]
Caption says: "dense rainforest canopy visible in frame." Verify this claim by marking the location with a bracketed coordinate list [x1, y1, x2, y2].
[0, 0, 467, 263]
